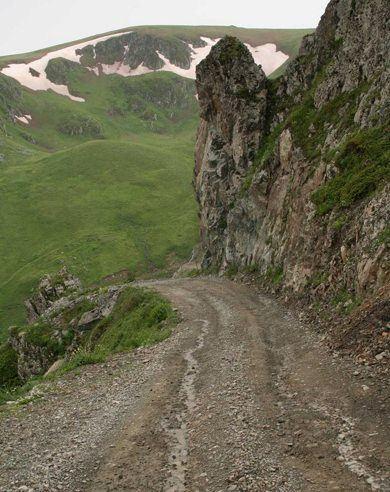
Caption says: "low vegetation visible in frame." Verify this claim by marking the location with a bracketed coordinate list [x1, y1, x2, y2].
[87, 286, 174, 353]
[312, 126, 390, 214]
[0, 343, 20, 389]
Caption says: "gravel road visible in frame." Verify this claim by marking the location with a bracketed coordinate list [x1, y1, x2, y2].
[0, 277, 388, 491]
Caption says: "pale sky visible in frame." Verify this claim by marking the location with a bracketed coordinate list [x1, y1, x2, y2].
[0, 0, 329, 56]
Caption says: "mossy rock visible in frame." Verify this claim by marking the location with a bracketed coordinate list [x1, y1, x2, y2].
[45, 57, 88, 85]
[215, 36, 251, 65]
[58, 113, 103, 137]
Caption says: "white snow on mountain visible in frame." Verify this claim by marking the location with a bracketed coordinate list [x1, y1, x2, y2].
[1, 33, 288, 102]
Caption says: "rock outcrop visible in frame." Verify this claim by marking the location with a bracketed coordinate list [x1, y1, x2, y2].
[24, 266, 82, 324]
[195, 0, 389, 358]
[195, 37, 268, 268]
[13, 268, 126, 380]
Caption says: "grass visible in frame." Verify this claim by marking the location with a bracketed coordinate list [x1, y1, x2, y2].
[0, 376, 42, 407]
[0, 137, 198, 332]
[375, 227, 390, 247]
[0, 343, 20, 388]
[86, 286, 175, 353]
[265, 265, 284, 285]
[331, 288, 361, 315]
[286, 82, 369, 161]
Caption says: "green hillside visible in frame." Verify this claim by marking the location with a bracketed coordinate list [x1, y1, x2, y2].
[0, 137, 197, 334]
[0, 70, 199, 333]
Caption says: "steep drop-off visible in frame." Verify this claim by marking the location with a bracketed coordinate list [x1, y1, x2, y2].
[194, 0, 389, 359]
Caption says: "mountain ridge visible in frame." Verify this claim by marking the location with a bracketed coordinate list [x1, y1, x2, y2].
[0, 26, 312, 63]
[0, 26, 311, 102]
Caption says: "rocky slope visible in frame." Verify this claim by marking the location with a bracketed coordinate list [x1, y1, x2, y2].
[0, 268, 175, 389]
[194, 0, 389, 359]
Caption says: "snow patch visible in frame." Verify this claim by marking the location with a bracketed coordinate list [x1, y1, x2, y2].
[1, 31, 132, 102]
[247, 43, 289, 75]
[15, 114, 32, 125]
[1, 34, 289, 103]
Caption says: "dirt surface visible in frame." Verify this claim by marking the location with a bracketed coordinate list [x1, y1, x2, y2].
[0, 277, 389, 491]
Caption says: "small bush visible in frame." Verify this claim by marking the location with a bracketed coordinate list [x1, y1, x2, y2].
[331, 214, 348, 231]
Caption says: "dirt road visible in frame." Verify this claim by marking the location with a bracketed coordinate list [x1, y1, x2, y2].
[0, 278, 389, 491]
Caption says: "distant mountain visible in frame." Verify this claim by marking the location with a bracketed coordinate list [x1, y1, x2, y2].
[0, 26, 311, 101]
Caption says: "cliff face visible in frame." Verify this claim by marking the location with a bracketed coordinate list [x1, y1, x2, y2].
[195, 37, 268, 267]
[194, 0, 389, 357]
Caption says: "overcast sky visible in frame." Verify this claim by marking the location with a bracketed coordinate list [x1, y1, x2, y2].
[0, 0, 329, 56]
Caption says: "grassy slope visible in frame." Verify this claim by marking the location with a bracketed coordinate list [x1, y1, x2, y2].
[0, 70, 198, 333]
[0, 285, 176, 400]
[0, 138, 198, 329]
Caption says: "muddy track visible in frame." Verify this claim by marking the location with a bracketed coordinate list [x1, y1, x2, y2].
[0, 278, 388, 491]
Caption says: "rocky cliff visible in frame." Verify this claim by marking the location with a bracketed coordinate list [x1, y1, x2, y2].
[194, 0, 389, 359]
[1, 268, 175, 388]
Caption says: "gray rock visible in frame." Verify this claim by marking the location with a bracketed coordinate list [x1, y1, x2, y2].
[193, 0, 390, 357]
[24, 266, 82, 324]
